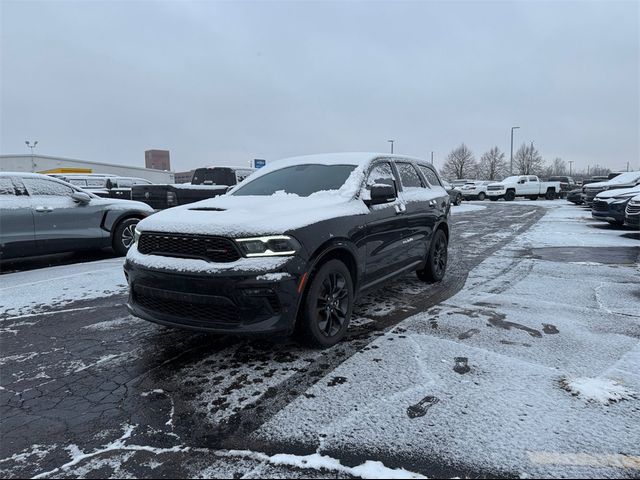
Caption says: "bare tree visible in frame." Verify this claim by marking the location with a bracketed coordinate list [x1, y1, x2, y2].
[477, 146, 508, 180]
[441, 143, 477, 180]
[551, 157, 566, 175]
[514, 143, 545, 175]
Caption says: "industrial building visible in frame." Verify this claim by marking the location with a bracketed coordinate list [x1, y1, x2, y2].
[0, 154, 175, 183]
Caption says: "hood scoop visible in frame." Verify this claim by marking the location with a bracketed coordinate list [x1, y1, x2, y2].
[189, 207, 227, 212]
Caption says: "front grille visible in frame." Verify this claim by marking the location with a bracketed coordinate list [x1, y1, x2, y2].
[134, 285, 240, 324]
[626, 203, 640, 215]
[487, 186, 503, 191]
[138, 233, 241, 263]
[592, 200, 609, 212]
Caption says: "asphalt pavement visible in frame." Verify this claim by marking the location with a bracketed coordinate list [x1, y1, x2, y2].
[1, 201, 638, 479]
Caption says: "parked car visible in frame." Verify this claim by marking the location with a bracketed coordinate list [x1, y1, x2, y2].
[486, 175, 561, 201]
[624, 194, 640, 229]
[546, 176, 576, 198]
[442, 182, 463, 205]
[0, 172, 154, 259]
[132, 166, 255, 210]
[583, 171, 640, 206]
[450, 179, 474, 188]
[591, 185, 640, 225]
[124, 153, 450, 348]
[51, 174, 153, 200]
[460, 181, 491, 201]
[566, 188, 585, 205]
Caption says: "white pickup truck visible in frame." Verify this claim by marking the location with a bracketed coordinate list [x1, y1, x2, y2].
[486, 175, 561, 201]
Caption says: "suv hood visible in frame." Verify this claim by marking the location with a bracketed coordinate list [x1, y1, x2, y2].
[136, 191, 369, 237]
[595, 185, 640, 199]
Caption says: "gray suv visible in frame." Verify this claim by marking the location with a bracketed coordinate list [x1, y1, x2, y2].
[0, 173, 154, 260]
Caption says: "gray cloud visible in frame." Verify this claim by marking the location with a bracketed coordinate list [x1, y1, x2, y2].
[1, 0, 638, 173]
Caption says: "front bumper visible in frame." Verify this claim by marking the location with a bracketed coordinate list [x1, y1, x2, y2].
[124, 256, 306, 336]
[624, 213, 640, 228]
[591, 200, 628, 224]
[486, 189, 506, 198]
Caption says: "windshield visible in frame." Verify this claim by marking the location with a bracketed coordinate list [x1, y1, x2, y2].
[192, 168, 236, 186]
[232, 164, 356, 197]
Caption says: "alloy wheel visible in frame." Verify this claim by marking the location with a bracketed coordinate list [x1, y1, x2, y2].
[315, 271, 349, 337]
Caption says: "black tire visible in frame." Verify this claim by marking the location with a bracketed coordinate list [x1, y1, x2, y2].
[478, 192, 486, 201]
[112, 217, 140, 256]
[529, 195, 538, 201]
[545, 190, 556, 200]
[417, 229, 448, 283]
[454, 194, 462, 206]
[505, 190, 516, 202]
[298, 259, 353, 349]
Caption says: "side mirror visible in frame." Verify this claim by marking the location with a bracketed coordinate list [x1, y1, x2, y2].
[72, 191, 92, 204]
[365, 184, 397, 206]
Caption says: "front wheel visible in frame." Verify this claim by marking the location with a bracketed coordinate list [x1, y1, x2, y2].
[298, 260, 353, 349]
[112, 217, 140, 256]
[454, 194, 462, 206]
[505, 190, 516, 201]
[417, 229, 448, 283]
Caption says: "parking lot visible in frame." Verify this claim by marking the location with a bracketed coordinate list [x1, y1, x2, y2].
[1, 200, 639, 479]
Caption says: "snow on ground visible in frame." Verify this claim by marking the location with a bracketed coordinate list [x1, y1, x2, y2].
[450, 203, 486, 214]
[250, 202, 640, 478]
[0, 258, 127, 319]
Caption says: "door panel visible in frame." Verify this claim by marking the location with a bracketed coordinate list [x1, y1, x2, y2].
[22, 178, 107, 255]
[361, 161, 408, 286]
[0, 178, 36, 259]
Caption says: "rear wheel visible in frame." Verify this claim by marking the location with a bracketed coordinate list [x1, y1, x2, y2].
[298, 260, 353, 349]
[417, 229, 448, 283]
[505, 190, 516, 201]
[454, 194, 462, 206]
[112, 217, 140, 256]
[545, 190, 556, 200]
[478, 192, 486, 201]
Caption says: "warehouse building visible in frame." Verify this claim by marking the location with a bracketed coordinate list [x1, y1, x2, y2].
[0, 154, 175, 184]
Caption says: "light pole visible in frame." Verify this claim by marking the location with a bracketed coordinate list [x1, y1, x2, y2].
[568, 160, 574, 176]
[510, 126, 520, 175]
[431, 151, 434, 165]
[388, 140, 394, 154]
[25, 140, 38, 172]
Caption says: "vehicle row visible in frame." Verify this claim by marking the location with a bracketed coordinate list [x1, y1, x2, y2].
[564, 170, 640, 227]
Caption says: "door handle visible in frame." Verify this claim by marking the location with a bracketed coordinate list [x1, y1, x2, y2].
[395, 203, 407, 214]
[35, 206, 53, 213]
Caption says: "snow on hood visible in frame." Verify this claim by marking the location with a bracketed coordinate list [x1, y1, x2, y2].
[595, 185, 640, 199]
[136, 190, 370, 237]
[586, 171, 640, 189]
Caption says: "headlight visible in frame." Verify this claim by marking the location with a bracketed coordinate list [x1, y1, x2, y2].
[235, 235, 301, 257]
[134, 228, 141, 244]
[630, 199, 640, 205]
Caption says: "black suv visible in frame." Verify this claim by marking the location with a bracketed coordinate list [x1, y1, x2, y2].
[124, 153, 450, 348]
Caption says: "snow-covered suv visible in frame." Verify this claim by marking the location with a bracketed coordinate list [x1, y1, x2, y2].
[124, 153, 451, 348]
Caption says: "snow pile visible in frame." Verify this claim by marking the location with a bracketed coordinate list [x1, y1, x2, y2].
[560, 377, 636, 404]
[222, 450, 427, 479]
[450, 204, 486, 214]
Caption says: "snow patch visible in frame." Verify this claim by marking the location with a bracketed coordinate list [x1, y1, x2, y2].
[561, 377, 636, 404]
[255, 272, 292, 281]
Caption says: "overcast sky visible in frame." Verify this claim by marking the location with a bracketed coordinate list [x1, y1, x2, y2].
[1, 0, 638, 173]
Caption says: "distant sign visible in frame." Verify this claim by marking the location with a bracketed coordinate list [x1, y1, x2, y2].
[253, 159, 267, 169]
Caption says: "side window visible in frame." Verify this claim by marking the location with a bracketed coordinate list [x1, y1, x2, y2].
[23, 178, 75, 197]
[418, 165, 442, 187]
[366, 162, 396, 192]
[529, 176, 538, 182]
[0, 178, 16, 195]
[396, 163, 424, 189]
[118, 179, 133, 188]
